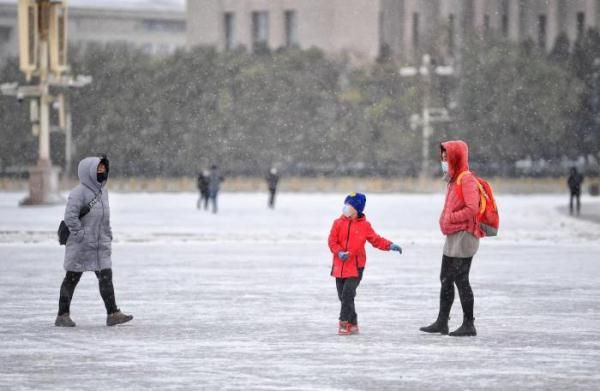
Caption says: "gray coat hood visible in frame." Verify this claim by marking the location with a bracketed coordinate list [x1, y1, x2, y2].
[78, 157, 106, 191]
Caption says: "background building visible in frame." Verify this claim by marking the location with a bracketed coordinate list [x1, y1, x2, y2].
[187, 0, 600, 65]
[4, 1, 597, 66]
[187, 0, 381, 62]
[0, 0, 186, 63]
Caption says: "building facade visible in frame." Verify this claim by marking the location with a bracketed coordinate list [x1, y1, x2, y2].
[383, 0, 600, 64]
[2, 1, 598, 66]
[187, 0, 381, 62]
[187, 0, 600, 64]
[0, 3, 186, 63]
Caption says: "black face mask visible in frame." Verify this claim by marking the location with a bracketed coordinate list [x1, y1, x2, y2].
[97, 172, 108, 183]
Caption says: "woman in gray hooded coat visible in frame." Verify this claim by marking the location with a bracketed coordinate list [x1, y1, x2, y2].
[55, 156, 133, 327]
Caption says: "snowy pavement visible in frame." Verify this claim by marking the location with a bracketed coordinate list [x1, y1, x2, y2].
[1, 191, 600, 390]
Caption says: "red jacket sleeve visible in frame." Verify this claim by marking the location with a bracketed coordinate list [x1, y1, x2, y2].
[365, 222, 392, 251]
[328, 219, 344, 255]
[450, 174, 480, 224]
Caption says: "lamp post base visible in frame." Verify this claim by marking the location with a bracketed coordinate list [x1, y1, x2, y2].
[19, 159, 64, 206]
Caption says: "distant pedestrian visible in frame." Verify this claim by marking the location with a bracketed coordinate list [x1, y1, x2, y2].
[197, 169, 210, 210]
[55, 155, 133, 327]
[568, 167, 584, 216]
[328, 192, 403, 335]
[266, 167, 280, 209]
[208, 164, 224, 214]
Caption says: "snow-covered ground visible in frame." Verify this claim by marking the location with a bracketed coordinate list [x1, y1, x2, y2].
[1, 191, 599, 390]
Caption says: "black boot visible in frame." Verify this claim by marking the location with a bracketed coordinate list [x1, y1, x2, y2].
[449, 316, 477, 337]
[419, 316, 449, 335]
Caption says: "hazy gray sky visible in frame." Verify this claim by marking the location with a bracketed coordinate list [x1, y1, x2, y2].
[0, 0, 185, 11]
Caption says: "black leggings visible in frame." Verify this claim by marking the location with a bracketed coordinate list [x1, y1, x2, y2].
[570, 192, 581, 215]
[58, 269, 118, 316]
[439, 255, 474, 320]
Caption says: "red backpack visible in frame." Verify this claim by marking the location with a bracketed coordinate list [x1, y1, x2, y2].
[455, 171, 500, 237]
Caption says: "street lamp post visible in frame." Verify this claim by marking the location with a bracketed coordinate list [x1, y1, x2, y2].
[400, 54, 454, 178]
[0, 0, 91, 205]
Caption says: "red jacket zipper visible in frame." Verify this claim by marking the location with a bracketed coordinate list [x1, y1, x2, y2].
[340, 219, 352, 277]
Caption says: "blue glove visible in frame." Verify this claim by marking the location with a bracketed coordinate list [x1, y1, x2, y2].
[338, 251, 349, 261]
[389, 243, 402, 254]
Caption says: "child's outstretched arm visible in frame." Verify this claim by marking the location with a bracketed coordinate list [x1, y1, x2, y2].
[366, 223, 402, 254]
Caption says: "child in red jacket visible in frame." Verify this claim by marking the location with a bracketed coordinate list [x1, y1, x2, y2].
[328, 192, 402, 335]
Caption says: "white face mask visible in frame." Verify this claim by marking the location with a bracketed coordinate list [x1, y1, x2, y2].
[441, 161, 449, 174]
[342, 204, 354, 217]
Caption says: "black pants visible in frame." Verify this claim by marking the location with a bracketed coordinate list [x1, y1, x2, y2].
[336, 268, 364, 325]
[439, 256, 474, 320]
[268, 188, 277, 208]
[198, 191, 209, 210]
[570, 191, 581, 215]
[58, 269, 118, 316]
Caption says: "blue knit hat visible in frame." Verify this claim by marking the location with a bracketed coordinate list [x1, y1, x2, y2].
[344, 192, 366, 214]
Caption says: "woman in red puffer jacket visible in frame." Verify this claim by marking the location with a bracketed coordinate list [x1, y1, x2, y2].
[421, 140, 482, 337]
[328, 192, 402, 335]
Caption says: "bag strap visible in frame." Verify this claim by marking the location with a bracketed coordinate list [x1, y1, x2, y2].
[455, 171, 486, 217]
[454, 171, 470, 199]
[80, 192, 102, 218]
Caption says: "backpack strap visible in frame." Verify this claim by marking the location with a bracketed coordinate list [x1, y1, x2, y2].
[454, 170, 470, 200]
[454, 171, 486, 217]
[455, 171, 470, 186]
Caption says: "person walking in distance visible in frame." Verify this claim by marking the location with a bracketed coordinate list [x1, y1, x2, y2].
[420, 141, 483, 337]
[567, 167, 584, 216]
[197, 169, 210, 210]
[266, 167, 280, 209]
[55, 155, 133, 327]
[208, 164, 224, 214]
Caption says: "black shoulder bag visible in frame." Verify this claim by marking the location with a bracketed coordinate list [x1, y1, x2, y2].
[57, 193, 101, 245]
